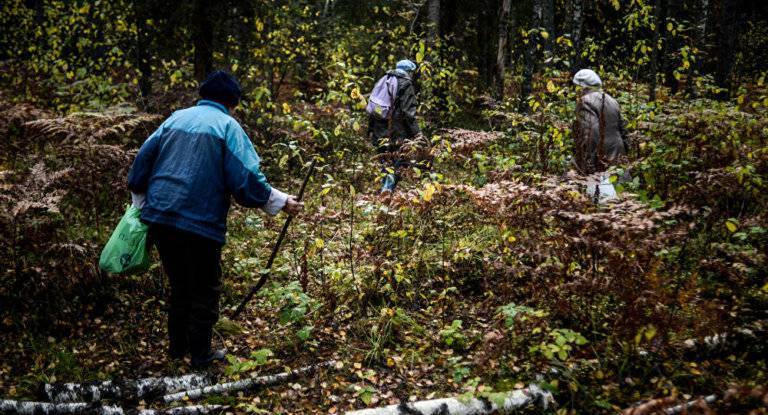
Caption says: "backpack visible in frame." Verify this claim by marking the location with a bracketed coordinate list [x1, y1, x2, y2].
[366, 74, 398, 120]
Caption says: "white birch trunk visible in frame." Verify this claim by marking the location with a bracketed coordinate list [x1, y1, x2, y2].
[344, 385, 553, 415]
[44, 374, 213, 403]
[0, 401, 224, 415]
[162, 360, 336, 403]
[664, 395, 717, 414]
[0, 401, 123, 415]
[138, 405, 225, 415]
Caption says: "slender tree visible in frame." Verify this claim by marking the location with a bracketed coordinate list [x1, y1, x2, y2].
[714, 0, 739, 99]
[475, 0, 496, 89]
[662, 0, 680, 94]
[427, 0, 441, 44]
[541, 0, 554, 56]
[493, 0, 512, 99]
[686, 0, 709, 97]
[567, 0, 584, 72]
[648, 0, 663, 101]
[520, 0, 542, 112]
[493, 0, 512, 100]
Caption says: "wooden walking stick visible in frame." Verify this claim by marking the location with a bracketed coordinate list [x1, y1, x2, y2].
[231, 158, 316, 319]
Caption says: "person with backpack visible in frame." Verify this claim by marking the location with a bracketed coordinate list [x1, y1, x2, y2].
[571, 69, 630, 201]
[366, 59, 422, 193]
[127, 70, 303, 368]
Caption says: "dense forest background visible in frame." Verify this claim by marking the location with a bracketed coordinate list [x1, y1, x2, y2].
[1, 0, 767, 414]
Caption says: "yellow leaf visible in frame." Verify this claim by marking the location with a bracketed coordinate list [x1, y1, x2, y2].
[667, 22, 673, 32]
[725, 220, 738, 233]
[282, 102, 291, 114]
[423, 183, 436, 202]
[546, 80, 556, 93]
[644, 325, 657, 341]
[232, 63, 238, 72]
[540, 31, 549, 40]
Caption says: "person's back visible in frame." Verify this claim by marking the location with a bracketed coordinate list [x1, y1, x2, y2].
[572, 70, 629, 175]
[129, 100, 282, 243]
[368, 66, 421, 151]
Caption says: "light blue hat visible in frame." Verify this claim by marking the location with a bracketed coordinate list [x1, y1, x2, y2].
[396, 59, 417, 72]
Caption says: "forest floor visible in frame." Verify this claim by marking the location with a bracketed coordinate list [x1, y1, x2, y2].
[1, 84, 767, 414]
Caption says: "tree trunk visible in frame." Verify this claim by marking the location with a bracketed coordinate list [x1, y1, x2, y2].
[426, 0, 441, 44]
[519, 0, 542, 112]
[344, 385, 553, 415]
[475, 3, 493, 89]
[661, 0, 680, 95]
[541, 0, 554, 56]
[714, 0, 739, 99]
[192, 0, 213, 81]
[492, 0, 512, 99]
[648, 0, 663, 102]
[686, 0, 709, 97]
[440, 0, 458, 37]
[322, 0, 336, 18]
[568, 0, 584, 72]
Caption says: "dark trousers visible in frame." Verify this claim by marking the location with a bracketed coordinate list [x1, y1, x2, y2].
[149, 224, 222, 359]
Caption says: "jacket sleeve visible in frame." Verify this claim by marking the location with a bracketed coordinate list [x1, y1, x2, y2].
[399, 83, 421, 137]
[127, 124, 163, 193]
[223, 122, 288, 215]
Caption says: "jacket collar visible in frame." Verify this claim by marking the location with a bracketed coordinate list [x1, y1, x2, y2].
[197, 99, 229, 114]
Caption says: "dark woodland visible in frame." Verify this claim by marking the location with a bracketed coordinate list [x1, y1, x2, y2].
[0, 0, 767, 414]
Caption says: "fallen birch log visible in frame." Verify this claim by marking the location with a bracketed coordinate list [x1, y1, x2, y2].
[681, 321, 765, 352]
[137, 405, 225, 415]
[0, 400, 123, 415]
[622, 394, 717, 415]
[163, 360, 337, 404]
[0, 401, 226, 415]
[344, 385, 554, 415]
[663, 394, 717, 415]
[43, 374, 214, 403]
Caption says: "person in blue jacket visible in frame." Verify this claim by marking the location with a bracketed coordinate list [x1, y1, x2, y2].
[127, 70, 302, 368]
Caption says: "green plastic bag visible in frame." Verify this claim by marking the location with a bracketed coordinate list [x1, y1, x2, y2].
[99, 205, 150, 274]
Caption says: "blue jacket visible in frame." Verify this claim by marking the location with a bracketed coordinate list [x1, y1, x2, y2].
[127, 100, 287, 244]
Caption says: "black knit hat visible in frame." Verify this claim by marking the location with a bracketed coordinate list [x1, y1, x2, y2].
[199, 70, 242, 107]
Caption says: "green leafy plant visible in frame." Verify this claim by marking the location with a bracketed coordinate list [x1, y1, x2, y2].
[530, 329, 588, 361]
[497, 302, 548, 329]
[439, 319, 467, 350]
[225, 348, 275, 376]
